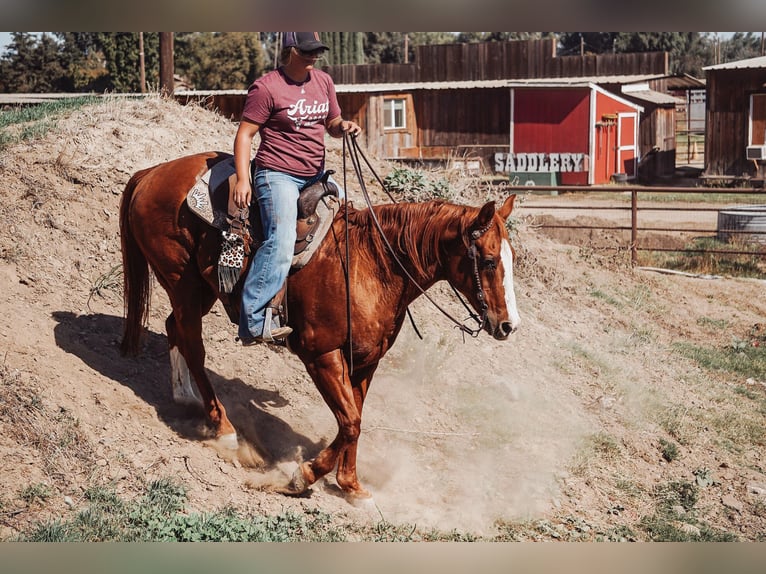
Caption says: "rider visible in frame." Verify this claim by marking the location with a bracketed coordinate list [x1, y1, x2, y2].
[233, 32, 361, 345]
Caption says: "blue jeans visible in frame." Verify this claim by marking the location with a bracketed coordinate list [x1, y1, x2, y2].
[238, 167, 342, 339]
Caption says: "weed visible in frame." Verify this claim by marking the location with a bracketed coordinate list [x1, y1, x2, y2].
[589, 288, 623, 308]
[692, 467, 716, 488]
[659, 437, 680, 462]
[17, 480, 349, 542]
[19, 483, 53, 506]
[88, 264, 123, 308]
[656, 480, 698, 511]
[638, 513, 738, 541]
[697, 316, 729, 330]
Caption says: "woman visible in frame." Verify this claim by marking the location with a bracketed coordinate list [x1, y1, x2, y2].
[233, 32, 362, 345]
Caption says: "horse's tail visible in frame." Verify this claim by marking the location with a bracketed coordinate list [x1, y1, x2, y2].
[119, 169, 152, 357]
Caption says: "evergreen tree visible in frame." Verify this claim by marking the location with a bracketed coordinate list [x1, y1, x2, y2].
[720, 32, 763, 63]
[363, 32, 456, 64]
[320, 32, 365, 65]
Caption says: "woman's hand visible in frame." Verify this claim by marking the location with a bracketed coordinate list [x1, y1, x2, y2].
[341, 120, 362, 136]
[232, 178, 252, 210]
[328, 117, 361, 138]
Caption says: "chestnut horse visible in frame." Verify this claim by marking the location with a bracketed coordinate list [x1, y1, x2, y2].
[120, 151, 520, 500]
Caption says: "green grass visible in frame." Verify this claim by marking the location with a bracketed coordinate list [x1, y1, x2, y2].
[16, 479, 350, 542]
[0, 96, 100, 150]
[636, 480, 738, 542]
[641, 237, 766, 279]
[673, 339, 766, 381]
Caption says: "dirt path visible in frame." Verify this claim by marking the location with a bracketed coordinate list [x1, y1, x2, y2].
[1, 95, 765, 540]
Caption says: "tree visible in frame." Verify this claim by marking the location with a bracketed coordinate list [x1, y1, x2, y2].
[88, 33, 160, 92]
[363, 32, 457, 64]
[320, 33, 365, 65]
[720, 32, 763, 63]
[558, 32, 618, 55]
[558, 32, 714, 76]
[0, 32, 69, 92]
[174, 32, 266, 90]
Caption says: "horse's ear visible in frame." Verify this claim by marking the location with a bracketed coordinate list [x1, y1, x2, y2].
[497, 194, 516, 221]
[472, 201, 496, 233]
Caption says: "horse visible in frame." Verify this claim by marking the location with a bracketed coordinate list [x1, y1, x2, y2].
[119, 150, 521, 501]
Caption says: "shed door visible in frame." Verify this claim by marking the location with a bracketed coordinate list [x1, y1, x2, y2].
[617, 113, 638, 178]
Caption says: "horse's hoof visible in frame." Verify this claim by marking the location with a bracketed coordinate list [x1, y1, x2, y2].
[215, 432, 239, 451]
[288, 464, 310, 494]
[348, 494, 376, 511]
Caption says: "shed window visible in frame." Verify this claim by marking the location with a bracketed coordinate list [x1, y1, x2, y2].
[383, 98, 406, 129]
[751, 93, 766, 146]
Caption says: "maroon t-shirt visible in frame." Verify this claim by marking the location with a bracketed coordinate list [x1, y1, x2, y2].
[241, 67, 341, 177]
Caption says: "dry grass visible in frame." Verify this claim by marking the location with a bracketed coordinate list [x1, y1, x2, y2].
[0, 364, 98, 486]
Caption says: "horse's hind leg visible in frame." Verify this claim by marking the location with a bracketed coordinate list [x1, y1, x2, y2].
[166, 288, 238, 450]
[167, 312, 203, 408]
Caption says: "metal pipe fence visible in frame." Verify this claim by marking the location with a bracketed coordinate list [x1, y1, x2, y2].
[510, 185, 766, 269]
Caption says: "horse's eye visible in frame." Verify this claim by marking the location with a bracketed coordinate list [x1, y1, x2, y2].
[483, 257, 497, 271]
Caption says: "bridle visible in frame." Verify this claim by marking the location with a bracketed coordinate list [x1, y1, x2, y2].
[341, 133, 493, 341]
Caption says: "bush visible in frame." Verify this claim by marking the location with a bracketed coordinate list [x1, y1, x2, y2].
[383, 167, 455, 202]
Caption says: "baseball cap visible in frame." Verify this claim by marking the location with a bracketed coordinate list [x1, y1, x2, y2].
[282, 32, 329, 52]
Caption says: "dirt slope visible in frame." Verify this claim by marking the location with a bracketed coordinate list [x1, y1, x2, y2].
[1, 95, 764, 540]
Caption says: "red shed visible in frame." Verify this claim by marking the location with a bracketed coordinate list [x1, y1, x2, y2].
[499, 81, 643, 185]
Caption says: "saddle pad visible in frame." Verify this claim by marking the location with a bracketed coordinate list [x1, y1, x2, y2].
[186, 155, 239, 230]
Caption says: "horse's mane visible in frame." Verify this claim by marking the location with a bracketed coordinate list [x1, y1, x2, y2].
[343, 201, 470, 281]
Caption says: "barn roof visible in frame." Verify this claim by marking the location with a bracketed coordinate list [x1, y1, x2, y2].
[333, 74, 665, 93]
[664, 73, 705, 90]
[703, 55, 766, 71]
[620, 89, 683, 106]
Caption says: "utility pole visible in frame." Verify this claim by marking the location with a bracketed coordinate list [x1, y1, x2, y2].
[403, 34, 409, 64]
[138, 32, 146, 93]
[159, 32, 174, 96]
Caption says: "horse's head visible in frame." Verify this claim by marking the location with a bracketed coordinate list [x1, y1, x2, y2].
[451, 195, 521, 340]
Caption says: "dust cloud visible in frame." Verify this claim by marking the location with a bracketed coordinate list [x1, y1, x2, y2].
[353, 308, 592, 534]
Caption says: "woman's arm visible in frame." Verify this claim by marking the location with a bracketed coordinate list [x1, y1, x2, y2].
[232, 119, 261, 209]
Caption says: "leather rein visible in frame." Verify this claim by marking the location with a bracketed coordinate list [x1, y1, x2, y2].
[341, 133, 491, 342]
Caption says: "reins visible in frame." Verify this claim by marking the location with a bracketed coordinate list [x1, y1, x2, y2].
[341, 133, 490, 342]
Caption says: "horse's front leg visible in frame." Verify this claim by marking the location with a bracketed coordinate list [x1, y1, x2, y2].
[334, 364, 377, 497]
[291, 350, 371, 499]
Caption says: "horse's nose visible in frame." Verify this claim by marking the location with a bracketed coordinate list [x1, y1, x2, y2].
[497, 321, 515, 339]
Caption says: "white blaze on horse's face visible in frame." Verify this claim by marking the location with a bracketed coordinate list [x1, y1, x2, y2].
[500, 239, 521, 332]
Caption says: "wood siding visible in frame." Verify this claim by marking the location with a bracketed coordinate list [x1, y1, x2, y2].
[705, 68, 766, 177]
[513, 88, 590, 152]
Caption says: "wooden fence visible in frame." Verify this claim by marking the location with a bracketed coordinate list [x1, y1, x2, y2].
[513, 185, 766, 272]
[324, 40, 668, 84]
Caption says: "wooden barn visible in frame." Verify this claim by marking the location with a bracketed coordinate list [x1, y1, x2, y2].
[604, 80, 686, 180]
[334, 77, 655, 185]
[703, 56, 766, 181]
[326, 39, 678, 185]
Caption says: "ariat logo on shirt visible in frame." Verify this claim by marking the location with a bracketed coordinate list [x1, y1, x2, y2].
[287, 98, 330, 129]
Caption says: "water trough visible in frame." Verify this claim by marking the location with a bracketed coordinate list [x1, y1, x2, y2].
[717, 205, 766, 244]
